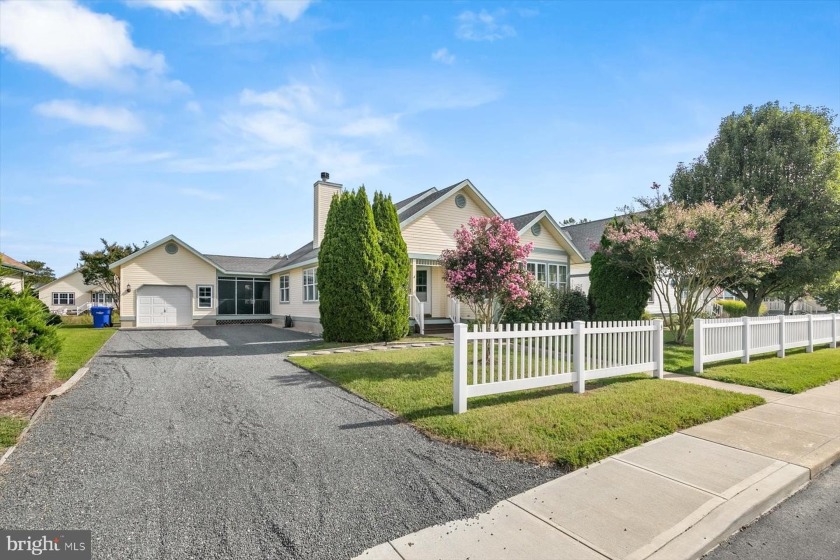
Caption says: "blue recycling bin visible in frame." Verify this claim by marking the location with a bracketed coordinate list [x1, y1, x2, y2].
[91, 306, 112, 328]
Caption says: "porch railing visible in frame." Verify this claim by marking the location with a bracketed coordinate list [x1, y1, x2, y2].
[409, 295, 425, 335]
[448, 297, 461, 324]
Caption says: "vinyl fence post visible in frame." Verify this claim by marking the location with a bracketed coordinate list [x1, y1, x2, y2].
[777, 315, 786, 358]
[742, 316, 751, 364]
[652, 319, 664, 378]
[693, 318, 704, 374]
[806, 314, 814, 353]
[573, 321, 585, 394]
[453, 323, 468, 414]
[832, 313, 837, 349]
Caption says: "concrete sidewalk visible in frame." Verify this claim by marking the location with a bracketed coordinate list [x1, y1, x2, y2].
[354, 380, 840, 560]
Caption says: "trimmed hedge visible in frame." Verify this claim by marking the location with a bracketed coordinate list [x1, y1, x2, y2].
[717, 299, 768, 317]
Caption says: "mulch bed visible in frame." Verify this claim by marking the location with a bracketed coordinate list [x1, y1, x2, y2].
[0, 362, 60, 419]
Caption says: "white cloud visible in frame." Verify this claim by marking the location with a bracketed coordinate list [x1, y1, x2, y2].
[431, 48, 456, 65]
[0, 1, 171, 89]
[185, 100, 203, 113]
[34, 100, 144, 132]
[178, 187, 223, 200]
[132, 0, 312, 25]
[456, 10, 516, 41]
[339, 116, 397, 137]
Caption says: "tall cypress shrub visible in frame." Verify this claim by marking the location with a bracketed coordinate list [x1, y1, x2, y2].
[589, 233, 652, 321]
[373, 192, 410, 340]
[318, 187, 384, 342]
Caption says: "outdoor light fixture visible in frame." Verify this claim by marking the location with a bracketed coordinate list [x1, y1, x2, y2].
[126, 284, 132, 293]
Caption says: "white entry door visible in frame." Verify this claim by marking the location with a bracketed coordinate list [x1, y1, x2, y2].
[136, 286, 192, 327]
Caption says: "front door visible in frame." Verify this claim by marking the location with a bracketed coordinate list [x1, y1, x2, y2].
[416, 269, 430, 308]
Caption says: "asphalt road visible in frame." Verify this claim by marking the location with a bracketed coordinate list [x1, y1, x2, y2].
[704, 461, 839, 560]
[0, 326, 559, 560]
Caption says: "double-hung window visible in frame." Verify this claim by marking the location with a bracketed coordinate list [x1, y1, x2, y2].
[279, 275, 290, 303]
[52, 292, 75, 305]
[197, 285, 213, 308]
[303, 268, 318, 302]
[527, 262, 568, 291]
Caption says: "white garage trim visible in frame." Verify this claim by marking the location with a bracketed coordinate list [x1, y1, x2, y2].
[136, 285, 193, 327]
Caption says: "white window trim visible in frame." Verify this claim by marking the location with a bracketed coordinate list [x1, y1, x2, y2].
[303, 268, 319, 303]
[196, 284, 213, 309]
[52, 292, 75, 305]
[527, 261, 569, 291]
[279, 275, 290, 303]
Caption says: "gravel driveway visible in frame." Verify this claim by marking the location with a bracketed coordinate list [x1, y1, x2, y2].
[0, 326, 558, 559]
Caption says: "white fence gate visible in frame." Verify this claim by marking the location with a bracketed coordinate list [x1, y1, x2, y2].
[453, 320, 664, 413]
[693, 314, 839, 373]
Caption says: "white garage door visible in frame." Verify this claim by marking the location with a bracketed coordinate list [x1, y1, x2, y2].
[136, 286, 192, 327]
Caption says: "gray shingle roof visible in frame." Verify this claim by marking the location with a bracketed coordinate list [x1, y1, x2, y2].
[507, 210, 544, 232]
[397, 181, 465, 223]
[265, 241, 318, 273]
[561, 214, 634, 261]
[394, 188, 435, 210]
[203, 254, 284, 275]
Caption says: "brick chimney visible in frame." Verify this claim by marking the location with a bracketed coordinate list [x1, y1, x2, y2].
[313, 172, 342, 249]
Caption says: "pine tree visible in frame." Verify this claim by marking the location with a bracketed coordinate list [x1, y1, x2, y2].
[373, 192, 410, 340]
[318, 187, 384, 342]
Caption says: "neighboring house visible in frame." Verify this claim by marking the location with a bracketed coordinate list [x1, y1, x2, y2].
[0, 253, 35, 293]
[107, 176, 585, 331]
[36, 269, 116, 314]
[562, 216, 717, 316]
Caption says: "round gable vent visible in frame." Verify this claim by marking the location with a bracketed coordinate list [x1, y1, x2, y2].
[531, 223, 542, 236]
[165, 242, 179, 255]
[454, 193, 467, 208]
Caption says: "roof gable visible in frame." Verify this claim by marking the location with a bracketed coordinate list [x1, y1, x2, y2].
[108, 235, 223, 272]
[511, 210, 586, 264]
[398, 179, 501, 226]
[0, 253, 36, 274]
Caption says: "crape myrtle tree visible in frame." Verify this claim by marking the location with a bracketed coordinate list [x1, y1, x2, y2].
[670, 102, 840, 315]
[440, 216, 532, 328]
[372, 192, 410, 340]
[588, 227, 652, 321]
[78, 239, 145, 313]
[318, 187, 385, 343]
[601, 198, 798, 344]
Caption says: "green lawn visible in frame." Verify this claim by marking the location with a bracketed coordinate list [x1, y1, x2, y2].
[661, 326, 840, 393]
[0, 415, 28, 452]
[55, 327, 116, 380]
[290, 346, 762, 469]
[699, 346, 840, 394]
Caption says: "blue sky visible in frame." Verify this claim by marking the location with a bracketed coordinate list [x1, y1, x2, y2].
[1, 0, 838, 275]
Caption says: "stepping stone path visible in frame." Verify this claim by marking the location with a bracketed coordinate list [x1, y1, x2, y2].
[287, 339, 454, 358]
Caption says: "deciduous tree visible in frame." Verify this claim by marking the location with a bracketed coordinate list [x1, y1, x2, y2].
[670, 102, 840, 315]
[440, 216, 532, 328]
[78, 239, 144, 313]
[601, 198, 797, 344]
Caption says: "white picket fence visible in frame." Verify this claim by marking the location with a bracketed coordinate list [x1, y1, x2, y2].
[693, 314, 839, 373]
[453, 320, 664, 413]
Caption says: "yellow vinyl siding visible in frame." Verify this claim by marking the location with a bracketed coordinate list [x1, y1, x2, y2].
[570, 263, 592, 293]
[1, 275, 24, 293]
[520, 217, 571, 253]
[402, 190, 495, 255]
[270, 266, 320, 320]
[38, 271, 94, 310]
[118, 242, 216, 319]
